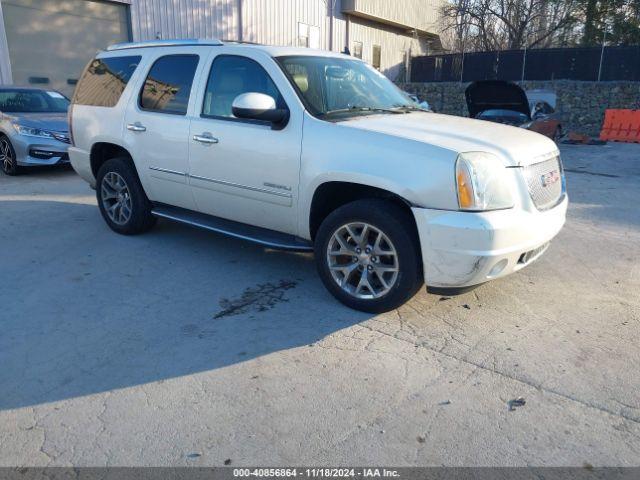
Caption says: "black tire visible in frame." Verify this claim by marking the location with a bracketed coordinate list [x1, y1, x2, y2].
[315, 199, 423, 313]
[0, 134, 20, 176]
[96, 157, 156, 235]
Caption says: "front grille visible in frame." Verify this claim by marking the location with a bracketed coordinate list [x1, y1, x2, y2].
[523, 155, 563, 210]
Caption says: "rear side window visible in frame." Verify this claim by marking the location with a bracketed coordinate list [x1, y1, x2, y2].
[73, 56, 141, 107]
[139, 55, 199, 115]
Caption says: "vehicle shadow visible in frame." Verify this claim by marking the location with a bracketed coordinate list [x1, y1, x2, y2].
[0, 200, 371, 410]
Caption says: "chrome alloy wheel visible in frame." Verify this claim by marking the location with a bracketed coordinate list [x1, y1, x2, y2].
[326, 222, 399, 299]
[101, 171, 133, 225]
[0, 138, 14, 173]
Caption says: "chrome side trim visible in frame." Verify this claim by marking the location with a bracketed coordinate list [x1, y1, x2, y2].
[189, 174, 292, 198]
[149, 166, 187, 177]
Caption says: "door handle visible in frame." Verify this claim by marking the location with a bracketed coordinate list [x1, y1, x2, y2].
[193, 133, 219, 144]
[127, 123, 147, 132]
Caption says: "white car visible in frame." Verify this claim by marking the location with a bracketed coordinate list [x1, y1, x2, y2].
[69, 39, 567, 313]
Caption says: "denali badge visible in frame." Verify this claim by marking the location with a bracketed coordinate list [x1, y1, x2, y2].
[540, 170, 560, 187]
[263, 182, 292, 192]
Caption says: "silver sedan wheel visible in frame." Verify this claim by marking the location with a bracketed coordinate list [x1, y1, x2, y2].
[101, 172, 133, 225]
[326, 222, 399, 299]
[0, 138, 14, 173]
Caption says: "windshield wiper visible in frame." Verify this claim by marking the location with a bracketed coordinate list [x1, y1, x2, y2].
[322, 105, 407, 117]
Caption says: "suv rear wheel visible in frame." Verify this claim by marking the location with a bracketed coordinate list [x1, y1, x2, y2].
[315, 199, 423, 313]
[96, 157, 156, 235]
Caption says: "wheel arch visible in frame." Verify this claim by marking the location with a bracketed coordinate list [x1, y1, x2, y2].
[90, 142, 135, 178]
[308, 181, 417, 241]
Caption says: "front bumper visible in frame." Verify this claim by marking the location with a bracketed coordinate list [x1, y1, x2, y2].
[412, 195, 568, 288]
[12, 135, 69, 167]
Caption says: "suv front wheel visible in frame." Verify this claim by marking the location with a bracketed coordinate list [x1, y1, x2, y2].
[96, 157, 156, 235]
[315, 199, 423, 313]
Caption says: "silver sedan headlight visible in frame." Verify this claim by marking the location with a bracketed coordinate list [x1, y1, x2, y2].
[12, 124, 55, 139]
[455, 152, 514, 211]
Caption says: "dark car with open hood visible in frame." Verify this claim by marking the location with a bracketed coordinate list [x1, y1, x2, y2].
[465, 80, 562, 142]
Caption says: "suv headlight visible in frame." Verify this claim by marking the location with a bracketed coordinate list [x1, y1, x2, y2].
[12, 124, 55, 139]
[455, 152, 514, 211]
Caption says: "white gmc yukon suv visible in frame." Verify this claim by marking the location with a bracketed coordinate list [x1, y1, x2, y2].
[69, 39, 567, 313]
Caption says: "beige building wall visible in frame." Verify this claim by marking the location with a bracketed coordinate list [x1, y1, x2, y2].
[0, 0, 130, 95]
[129, 0, 442, 79]
[329, 14, 432, 82]
[130, 0, 327, 48]
[0, 0, 443, 90]
[341, 0, 443, 33]
[0, 1, 12, 84]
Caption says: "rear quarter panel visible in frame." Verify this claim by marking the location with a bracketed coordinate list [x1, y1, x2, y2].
[70, 52, 150, 185]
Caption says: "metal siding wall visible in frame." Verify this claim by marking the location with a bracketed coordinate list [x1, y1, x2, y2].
[0, 1, 13, 84]
[127, 0, 435, 79]
[344, 0, 443, 32]
[242, 0, 326, 48]
[130, 0, 328, 47]
[130, 0, 238, 41]
[349, 17, 429, 81]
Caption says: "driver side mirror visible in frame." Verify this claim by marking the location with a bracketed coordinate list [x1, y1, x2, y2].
[232, 93, 289, 128]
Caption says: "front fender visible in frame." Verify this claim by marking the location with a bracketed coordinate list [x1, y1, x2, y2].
[298, 114, 459, 239]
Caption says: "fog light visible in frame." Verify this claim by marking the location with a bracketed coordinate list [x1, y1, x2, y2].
[487, 259, 508, 278]
[29, 149, 57, 159]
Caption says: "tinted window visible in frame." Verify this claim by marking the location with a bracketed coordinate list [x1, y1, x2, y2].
[202, 55, 285, 119]
[353, 42, 363, 59]
[73, 56, 141, 107]
[0, 89, 69, 113]
[372, 45, 381, 70]
[140, 55, 199, 115]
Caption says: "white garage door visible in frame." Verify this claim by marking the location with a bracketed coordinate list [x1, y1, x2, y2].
[1, 0, 130, 97]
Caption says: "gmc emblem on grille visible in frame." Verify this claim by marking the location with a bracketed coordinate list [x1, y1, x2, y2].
[540, 170, 560, 187]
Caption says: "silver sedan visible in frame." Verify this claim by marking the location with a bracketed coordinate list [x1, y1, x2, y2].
[0, 87, 71, 176]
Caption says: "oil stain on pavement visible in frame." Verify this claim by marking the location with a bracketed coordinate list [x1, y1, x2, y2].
[213, 279, 298, 319]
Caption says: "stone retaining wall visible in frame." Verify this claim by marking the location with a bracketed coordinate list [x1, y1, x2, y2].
[399, 81, 640, 136]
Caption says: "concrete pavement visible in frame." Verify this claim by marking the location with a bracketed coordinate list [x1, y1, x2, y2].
[0, 144, 639, 466]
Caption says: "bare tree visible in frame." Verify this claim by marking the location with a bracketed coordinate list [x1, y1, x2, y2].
[440, 0, 581, 52]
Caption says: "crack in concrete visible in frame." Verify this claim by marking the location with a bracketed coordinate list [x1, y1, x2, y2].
[357, 322, 640, 426]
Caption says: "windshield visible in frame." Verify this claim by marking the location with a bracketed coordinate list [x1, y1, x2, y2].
[277, 55, 421, 119]
[0, 89, 70, 113]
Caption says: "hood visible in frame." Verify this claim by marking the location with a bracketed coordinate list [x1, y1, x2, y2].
[341, 112, 557, 167]
[465, 81, 531, 119]
[3, 112, 69, 133]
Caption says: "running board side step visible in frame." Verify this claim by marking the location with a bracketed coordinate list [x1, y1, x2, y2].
[151, 204, 313, 252]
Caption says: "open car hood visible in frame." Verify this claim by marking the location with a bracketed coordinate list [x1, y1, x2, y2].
[465, 81, 531, 119]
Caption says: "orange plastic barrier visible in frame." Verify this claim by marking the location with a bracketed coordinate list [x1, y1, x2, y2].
[600, 109, 640, 143]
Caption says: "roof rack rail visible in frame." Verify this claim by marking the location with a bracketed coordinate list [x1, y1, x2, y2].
[106, 38, 224, 51]
[220, 39, 263, 45]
